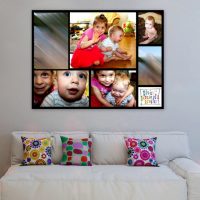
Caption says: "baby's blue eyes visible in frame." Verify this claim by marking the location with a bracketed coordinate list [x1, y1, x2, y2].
[64, 72, 70, 76]
[79, 74, 86, 79]
[63, 72, 86, 79]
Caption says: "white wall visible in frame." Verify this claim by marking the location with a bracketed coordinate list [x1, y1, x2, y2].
[0, 0, 199, 177]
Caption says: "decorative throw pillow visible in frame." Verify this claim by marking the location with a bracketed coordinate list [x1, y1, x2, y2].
[21, 136, 52, 165]
[124, 137, 158, 166]
[60, 136, 92, 166]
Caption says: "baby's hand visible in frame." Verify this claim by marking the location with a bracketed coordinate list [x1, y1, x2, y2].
[101, 46, 107, 52]
[116, 98, 123, 105]
[143, 35, 149, 39]
[123, 51, 128, 55]
[100, 91, 106, 98]
[106, 47, 112, 52]
[92, 32, 100, 44]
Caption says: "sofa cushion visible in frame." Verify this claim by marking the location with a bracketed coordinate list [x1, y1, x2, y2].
[21, 137, 52, 165]
[124, 137, 158, 166]
[60, 136, 92, 166]
[0, 164, 187, 200]
[11, 131, 51, 165]
[91, 131, 190, 165]
[51, 131, 90, 164]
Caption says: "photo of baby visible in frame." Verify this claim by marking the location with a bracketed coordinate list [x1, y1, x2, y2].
[35, 70, 89, 107]
[70, 12, 136, 69]
[101, 25, 132, 61]
[91, 70, 136, 108]
[138, 11, 163, 45]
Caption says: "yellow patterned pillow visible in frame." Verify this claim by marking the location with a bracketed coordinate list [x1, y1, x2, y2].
[21, 137, 52, 165]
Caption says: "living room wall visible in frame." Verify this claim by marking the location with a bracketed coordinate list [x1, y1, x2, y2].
[0, 0, 199, 177]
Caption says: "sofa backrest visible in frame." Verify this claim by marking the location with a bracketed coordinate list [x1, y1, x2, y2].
[11, 131, 90, 165]
[11, 131, 191, 165]
[91, 131, 191, 164]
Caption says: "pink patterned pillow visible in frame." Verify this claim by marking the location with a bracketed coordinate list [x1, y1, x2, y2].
[124, 137, 158, 166]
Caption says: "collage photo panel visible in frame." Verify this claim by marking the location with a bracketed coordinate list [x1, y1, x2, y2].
[32, 10, 164, 109]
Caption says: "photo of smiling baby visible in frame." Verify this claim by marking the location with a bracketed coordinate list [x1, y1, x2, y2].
[138, 11, 163, 45]
[91, 70, 136, 108]
[105, 72, 136, 107]
[41, 70, 89, 107]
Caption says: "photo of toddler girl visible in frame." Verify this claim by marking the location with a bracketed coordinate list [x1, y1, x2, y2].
[71, 14, 108, 68]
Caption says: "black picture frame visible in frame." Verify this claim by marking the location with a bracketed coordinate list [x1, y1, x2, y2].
[32, 10, 164, 109]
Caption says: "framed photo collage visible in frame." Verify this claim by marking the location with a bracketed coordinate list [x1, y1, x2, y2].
[32, 10, 164, 109]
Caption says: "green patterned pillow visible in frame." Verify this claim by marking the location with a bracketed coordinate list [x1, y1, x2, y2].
[21, 136, 52, 165]
[60, 136, 92, 166]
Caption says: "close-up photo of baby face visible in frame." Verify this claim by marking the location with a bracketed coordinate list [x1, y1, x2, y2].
[145, 19, 154, 29]
[56, 70, 87, 102]
[111, 30, 124, 43]
[111, 82, 127, 99]
[34, 70, 54, 95]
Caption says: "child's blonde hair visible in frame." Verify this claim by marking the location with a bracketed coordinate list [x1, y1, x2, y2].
[93, 14, 108, 28]
[113, 72, 130, 89]
[146, 16, 156, 25]
[108, 25, 124, 37]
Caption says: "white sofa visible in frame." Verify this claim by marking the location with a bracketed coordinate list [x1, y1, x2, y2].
[0, 131, 200, 200]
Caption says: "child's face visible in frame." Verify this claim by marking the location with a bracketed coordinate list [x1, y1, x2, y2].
[93, 22, 106, 36]
[57, 70, 87, 102]
[96, 70, 115, 87]
[111, 30, 124, 43]
[34, 70, 53, 95]
[145, 19, 154, 29]
[111, 82, 127, 99]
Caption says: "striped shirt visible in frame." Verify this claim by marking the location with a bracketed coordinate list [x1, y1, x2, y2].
[41, 90, 89, 107]
[106, 92, 133, 107]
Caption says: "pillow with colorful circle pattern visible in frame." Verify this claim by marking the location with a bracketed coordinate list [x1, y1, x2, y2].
[60, 136, 92, 166]
[21, 136, 52, 165]
[124, 137, 158, 166]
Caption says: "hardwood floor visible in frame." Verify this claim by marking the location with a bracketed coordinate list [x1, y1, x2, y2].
[70, 36, 136, 69]
[95, 36, 136, 69]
